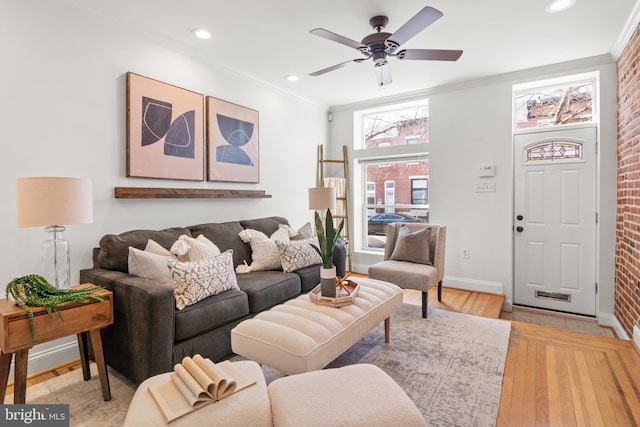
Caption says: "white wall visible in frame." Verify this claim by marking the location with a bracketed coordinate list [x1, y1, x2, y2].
[329, 56, 619, 328]
[0, 0, 328, 374]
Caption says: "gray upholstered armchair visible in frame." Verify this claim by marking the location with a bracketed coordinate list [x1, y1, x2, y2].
[368, 223, 446, 318]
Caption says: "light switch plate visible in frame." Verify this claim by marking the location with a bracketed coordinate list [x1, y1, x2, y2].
[475, 182, 496, 192]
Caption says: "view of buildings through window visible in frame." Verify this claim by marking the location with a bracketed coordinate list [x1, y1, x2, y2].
[358, 104, 429, 249]
[514, 79, 594, 129]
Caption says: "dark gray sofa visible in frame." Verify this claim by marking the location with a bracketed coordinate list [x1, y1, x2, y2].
[79, 216, 346, 385]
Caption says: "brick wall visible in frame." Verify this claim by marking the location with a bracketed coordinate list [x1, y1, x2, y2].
[616, 23, 640, 337]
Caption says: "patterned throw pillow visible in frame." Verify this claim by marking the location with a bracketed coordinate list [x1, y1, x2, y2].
[170, 234, 221, 262]
[236, 227, 291, 273]
[276, 237, 322, 273]
[390, 226, 432, 265]
[168, 250, 239, 310]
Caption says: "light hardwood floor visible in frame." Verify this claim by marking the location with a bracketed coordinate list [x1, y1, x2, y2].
[7, 286, 640, 426]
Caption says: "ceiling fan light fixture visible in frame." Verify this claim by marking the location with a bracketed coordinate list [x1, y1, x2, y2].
[545, 0, 576, 13]
[191, 28, 212, 39]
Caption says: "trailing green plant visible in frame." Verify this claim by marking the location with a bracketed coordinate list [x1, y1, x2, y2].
[5, 274, 105, 341]
[311, 209, 345, 269]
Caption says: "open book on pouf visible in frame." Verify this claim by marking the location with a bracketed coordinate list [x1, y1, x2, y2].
[148, 354, 256, 423]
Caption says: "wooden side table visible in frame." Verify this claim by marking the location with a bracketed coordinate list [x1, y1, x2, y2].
[0, 284, 113, 404]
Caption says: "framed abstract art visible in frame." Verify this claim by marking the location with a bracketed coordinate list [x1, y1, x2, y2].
[206, 96, 259, 183]
[127, 72, 205, 180]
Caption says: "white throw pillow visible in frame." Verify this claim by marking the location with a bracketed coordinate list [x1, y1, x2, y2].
[127, 244, 176, 284]
[286, 222, 314, 241]
[277, 237, 322, 273]
[236, 227, 291, 273]
[144, 239, 173, 256]
[170, 234, 221, 262]
[168, 250, 239, 310]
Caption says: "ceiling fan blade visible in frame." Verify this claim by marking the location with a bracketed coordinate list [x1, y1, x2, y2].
[396, 49, 463, 61]
[374, 62, 392, 87]
[310, 28, 366, 50]
[310, 58, 366, 76]
[386, 6, 443, 50]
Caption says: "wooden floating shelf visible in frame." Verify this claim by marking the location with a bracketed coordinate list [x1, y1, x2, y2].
[115, 187, 272, 199]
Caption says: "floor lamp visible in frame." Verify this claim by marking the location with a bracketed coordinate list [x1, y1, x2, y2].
[16, 177, 93, 289]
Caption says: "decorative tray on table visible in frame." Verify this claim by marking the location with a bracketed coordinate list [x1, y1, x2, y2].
[309, 278, 360, 307]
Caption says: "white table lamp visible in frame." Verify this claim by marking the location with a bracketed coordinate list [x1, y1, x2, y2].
[16, 177, 93, 289]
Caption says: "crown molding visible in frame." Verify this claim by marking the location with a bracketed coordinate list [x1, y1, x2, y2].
[331, 54, 614, 112]
[611, 0, 640, 59]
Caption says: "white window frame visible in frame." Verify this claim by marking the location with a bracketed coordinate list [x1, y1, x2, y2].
[353, 99, 430, 254]
[512, 71, 599, 133]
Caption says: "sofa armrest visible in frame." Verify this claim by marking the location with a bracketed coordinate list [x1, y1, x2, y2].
[333, 243, 347, 277]
[79, 268, 176, 384]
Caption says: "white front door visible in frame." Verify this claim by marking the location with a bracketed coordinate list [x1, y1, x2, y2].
[513, 126, 597, 315]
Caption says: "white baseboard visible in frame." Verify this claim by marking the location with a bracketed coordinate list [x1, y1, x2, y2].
[443, 276, 504, 295]
[597, 312, 630, 340]
[634, 325, 640, 348]
[8, 338, 79, 381]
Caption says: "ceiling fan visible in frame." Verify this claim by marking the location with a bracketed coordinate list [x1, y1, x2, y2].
[309, 6, 463, 87]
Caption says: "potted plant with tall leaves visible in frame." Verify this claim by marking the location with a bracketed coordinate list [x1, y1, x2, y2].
[311, 209, 344, 297]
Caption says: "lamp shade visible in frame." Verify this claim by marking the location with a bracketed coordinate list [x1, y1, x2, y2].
[308, 187, 336, 210]
[16, 177, 93, 227]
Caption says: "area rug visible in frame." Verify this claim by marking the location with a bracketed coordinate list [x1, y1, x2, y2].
[5, 304, 511, 427]
[258, 303, 511, 427]
[3, 365, 135, 427]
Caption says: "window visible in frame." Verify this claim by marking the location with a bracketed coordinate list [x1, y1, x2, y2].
[411, 178, 428, 204]
[513, 74, 595, 130]
[359, 104, 429, 149]
[361, 158, 429, 248]
[355, 100, 429, 251]
[366, 182, 376, 216]
[525, 141, 583, 162]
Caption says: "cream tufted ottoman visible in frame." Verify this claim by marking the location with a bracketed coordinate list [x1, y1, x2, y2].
[268, 364, 427, 427]
[231, 277, 403, 375]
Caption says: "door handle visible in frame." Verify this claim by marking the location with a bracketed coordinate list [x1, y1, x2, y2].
[516, 226, 524, 232]
[516, 215, 523, 221]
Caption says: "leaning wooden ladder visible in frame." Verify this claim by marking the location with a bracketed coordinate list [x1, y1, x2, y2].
[318, 144, 352, 272]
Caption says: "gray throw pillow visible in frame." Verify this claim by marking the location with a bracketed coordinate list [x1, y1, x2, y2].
[389, 226, 432, 265]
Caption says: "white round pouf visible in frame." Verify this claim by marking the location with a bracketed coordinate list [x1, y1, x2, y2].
[123, 360, 272, 427]
[267, 364, 426, 427]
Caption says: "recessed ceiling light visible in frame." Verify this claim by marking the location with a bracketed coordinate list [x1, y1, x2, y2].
[545, 0, 576, 13]
[286, 75, 299, 82]
[191, 28, 211, 40]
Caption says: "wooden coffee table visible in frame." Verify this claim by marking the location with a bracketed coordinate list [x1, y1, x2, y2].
[0, 284, 113, 403]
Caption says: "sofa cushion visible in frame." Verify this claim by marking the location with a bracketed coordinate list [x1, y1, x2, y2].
[98, 227, 191, 273]
[174, 288, 249, 342]
[189, 221, 250, 268]
[236, 271, 301, 313]
[292, 264, 322, 293]
[169, 250, 240, 310]
[240, 217, 289, 236]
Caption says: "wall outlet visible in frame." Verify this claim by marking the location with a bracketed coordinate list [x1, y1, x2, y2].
[462, 248, 470, 259]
